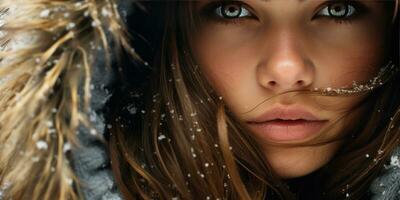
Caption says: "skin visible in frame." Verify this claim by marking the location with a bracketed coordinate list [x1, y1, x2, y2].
[191, 0, 393, 179]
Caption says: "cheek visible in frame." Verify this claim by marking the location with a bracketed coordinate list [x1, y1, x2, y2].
[192, 30, 260, 109]
[319, 45, 384, 89]
[310, 21, 388, 88]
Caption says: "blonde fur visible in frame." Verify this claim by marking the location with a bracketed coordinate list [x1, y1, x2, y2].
[0, 0, 138, 199]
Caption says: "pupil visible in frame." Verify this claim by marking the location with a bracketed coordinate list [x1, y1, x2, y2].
[334, 5, 343, 12]
[222, 4, 241, 17]
[329, 3, 348, 17]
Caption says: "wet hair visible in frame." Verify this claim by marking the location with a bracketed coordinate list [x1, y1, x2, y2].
[106, 1, 400, 200]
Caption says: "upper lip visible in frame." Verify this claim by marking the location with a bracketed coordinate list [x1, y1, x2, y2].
[246, 105, 326, 123]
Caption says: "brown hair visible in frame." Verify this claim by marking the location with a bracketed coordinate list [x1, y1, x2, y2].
[106, 1, 400, 200]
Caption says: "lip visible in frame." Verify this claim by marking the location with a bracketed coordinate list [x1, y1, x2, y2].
[246, 105, 328, 142]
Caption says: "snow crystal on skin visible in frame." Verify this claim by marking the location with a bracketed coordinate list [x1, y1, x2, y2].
[36, 140, 48, 150]
[313, 61, 397, 96]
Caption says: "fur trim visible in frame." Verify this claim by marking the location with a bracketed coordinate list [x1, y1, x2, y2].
[0, 0, 139, 199]
[370, 147, 400, 200]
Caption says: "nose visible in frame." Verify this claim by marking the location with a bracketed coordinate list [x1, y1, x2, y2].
[257, 32, 314, 93]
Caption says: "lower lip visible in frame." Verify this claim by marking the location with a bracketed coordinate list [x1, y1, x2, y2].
[247, 120, 328, 142]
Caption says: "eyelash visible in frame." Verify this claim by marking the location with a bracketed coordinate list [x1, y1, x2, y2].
[201, 1, 253, 24]
[201, 0, 365, 25]
[315, 0, 365, 24]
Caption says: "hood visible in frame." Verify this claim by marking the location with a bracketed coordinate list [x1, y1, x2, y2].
[0, 1, 399, 200]
[0, 0, 138, 199]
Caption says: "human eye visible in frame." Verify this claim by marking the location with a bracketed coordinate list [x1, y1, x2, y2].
[314, 0, 366, 24]
[200, 1, 256, 24]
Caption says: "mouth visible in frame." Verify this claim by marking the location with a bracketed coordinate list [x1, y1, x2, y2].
[247, 119, 328, 142]
[246, 106, 329, 142]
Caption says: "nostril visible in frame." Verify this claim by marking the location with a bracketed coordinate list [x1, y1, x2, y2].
[268, 81, 277, 87]
[296, 80, 305, 86]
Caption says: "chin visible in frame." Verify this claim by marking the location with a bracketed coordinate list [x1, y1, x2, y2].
[274, 163, 321, 180]
[263, 141, 343, 180]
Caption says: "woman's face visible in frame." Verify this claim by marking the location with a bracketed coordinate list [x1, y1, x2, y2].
[192, 0, 393, 178]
